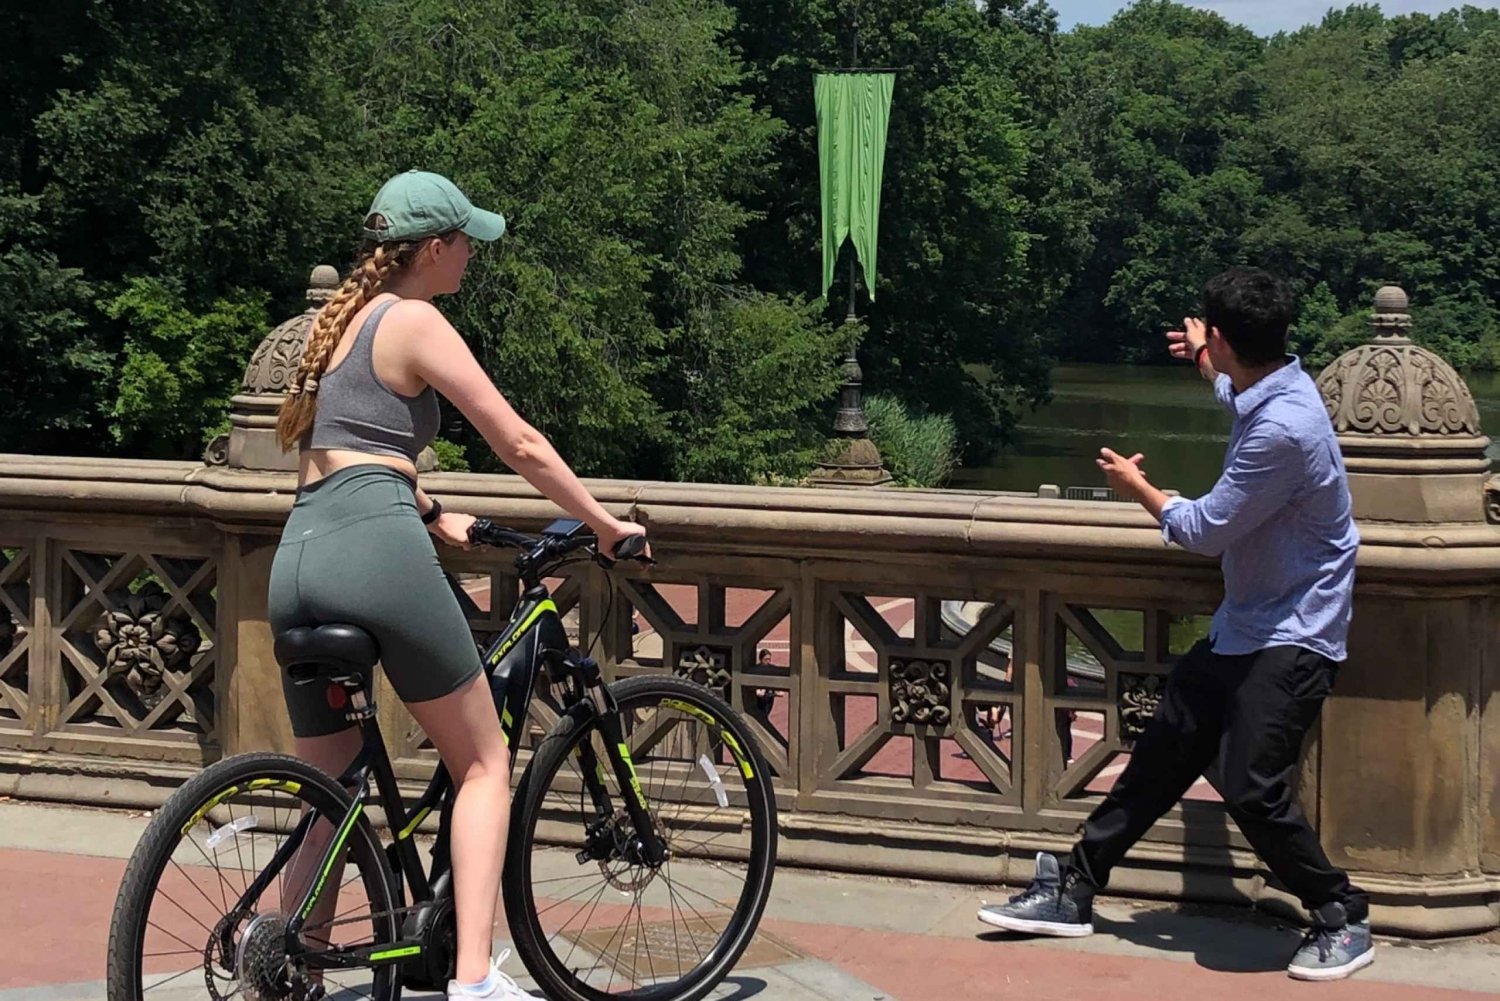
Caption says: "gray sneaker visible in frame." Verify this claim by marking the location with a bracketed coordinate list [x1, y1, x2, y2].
[977, 852, 1094, 937]
[1286, 903, 1375, 981]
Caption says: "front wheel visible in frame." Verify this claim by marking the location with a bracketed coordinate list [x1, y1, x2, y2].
[504, 674, 778, 1001]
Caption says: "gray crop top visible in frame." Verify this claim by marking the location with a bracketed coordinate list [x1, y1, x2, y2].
[306, 298, 441, 463]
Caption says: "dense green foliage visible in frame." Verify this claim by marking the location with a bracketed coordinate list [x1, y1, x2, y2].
[4, 2, 1500, 478]
[1048, 2, 1500, 371]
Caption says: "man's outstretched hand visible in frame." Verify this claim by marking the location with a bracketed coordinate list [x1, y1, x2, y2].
[1167, 317, 1208, 361]
[1097, 447, 1147, 500]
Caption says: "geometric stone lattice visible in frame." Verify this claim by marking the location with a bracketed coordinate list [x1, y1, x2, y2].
[617, 578, 794, 781]
[1051, 603, 1218, 807]
[55, 549, 217, 741]
[820, 590, 1016, 801]
[0, 546, 32, 726]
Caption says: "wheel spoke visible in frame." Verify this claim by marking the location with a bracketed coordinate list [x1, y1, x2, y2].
[518, 682, 774, 997]
[120, 769, 394, 1001]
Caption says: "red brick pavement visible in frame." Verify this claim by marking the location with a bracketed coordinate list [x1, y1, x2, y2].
[6, 845, 1493, 1000]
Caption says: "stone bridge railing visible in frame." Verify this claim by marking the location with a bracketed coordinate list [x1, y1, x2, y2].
[1, 453, 1496, 936]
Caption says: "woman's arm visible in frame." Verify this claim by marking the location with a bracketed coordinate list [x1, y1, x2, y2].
[393, 301, 644, 552]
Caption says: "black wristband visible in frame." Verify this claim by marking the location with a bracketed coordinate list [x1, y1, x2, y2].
[1193, 343, 1210, 369]
[421, 497, 443, 525]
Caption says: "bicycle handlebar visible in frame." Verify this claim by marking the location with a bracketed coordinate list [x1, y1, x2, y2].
[466, 518, 654, 567]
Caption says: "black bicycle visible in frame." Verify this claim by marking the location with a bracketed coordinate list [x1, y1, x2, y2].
[107, 518, 778, 1001]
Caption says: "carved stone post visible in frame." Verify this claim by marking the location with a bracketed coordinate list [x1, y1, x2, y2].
[1312, 286, 1500, 934]
[204, 266, 439, 474]
[809, 340, 892, 487]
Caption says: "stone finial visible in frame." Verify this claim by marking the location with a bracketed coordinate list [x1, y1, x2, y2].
[308, 264, 340, 304]
[240, 266, 337, 395]
[1371, 284, 1413, 341]
[1315, 285, 1480, 437]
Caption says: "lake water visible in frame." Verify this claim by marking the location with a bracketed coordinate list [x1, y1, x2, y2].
[948, 363, 1500, 496]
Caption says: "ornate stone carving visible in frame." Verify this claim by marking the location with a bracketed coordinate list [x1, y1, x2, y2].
[202, 433, 230, 467]
[890, 658, 952, 726]
[93, 582, 202, 710]
[240, 265, 339, 395]
[1118, 673, 1164, 743]
[676, 644, 731, 697]
[1316, 286, 1481, 436]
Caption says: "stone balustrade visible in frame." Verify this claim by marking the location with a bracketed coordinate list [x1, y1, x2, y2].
[0, 451, 1496, 936]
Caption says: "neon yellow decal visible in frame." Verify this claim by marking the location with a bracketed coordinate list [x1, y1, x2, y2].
[719, 731, 756, 780]
[369, 945, 422, 961]
[396, 805, 431, 841]
[661, 698, 717, 727]
[487, 600, 558, 666]
[182, 785, 239, 834]
[301, 802, 364, 919]
[616, 743, 649, 810]
[661, 698, 754, 778]
[185, 779, 304, 835]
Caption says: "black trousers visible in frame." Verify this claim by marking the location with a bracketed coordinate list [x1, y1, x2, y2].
[1071, 641, 1367, 920]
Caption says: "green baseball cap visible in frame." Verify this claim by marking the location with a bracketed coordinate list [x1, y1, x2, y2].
[361, 169, 506, 243]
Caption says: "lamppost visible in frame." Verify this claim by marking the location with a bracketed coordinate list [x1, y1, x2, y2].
[809, 3, 894, 487]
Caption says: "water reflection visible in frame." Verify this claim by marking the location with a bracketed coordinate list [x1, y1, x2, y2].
[952, 364, 1500, 495]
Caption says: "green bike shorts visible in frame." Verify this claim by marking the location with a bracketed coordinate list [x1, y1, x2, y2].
[268, 464, 483, 737]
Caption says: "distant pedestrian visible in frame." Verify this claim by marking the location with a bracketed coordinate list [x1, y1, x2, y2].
[976, 268, 1371, 981]
[754, 649, 778, 716]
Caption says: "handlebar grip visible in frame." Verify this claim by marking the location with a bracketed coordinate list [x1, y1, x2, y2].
[612, 533, 651, 562]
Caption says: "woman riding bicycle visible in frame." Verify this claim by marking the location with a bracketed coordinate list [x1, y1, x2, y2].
[270, 169, 647, 1001]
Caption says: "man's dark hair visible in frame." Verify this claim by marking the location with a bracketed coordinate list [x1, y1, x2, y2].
[1202, 267, 1295, 366]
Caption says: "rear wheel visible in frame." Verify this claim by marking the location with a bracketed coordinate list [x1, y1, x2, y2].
[505, 674, 778, 1001]
[107, 752, 399, 1001]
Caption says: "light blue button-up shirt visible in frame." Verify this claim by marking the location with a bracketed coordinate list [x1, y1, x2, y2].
[1160, 358, 1358, 661]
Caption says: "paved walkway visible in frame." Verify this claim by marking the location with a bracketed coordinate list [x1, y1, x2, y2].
[1, 800, 1496, 1000]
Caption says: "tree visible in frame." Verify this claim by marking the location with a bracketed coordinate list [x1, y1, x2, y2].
[1052, 1, 1266, 362]
[339, 0, 847, 480]
[729, 0, 1075, 460]
[105, 278, 269, 458]
[2, 1, 368, 455]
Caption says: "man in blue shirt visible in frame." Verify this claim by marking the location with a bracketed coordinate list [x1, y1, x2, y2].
[978, 268, 1373, 981]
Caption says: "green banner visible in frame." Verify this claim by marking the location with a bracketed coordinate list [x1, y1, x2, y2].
[816, 72, 895, 301]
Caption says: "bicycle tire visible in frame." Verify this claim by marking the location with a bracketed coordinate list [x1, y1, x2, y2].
[107, 752, 399, 1001]
[504, 674, 778, 1001]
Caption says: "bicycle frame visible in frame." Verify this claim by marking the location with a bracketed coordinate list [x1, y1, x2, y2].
[258, 577, 661, 973]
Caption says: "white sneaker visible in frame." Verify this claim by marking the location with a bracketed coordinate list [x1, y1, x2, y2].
[445, 950, 539, 1000]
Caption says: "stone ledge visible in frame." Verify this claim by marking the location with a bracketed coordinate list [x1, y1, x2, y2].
[5, 454, 1500, 578]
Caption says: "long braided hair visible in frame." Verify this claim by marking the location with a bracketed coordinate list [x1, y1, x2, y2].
[275, 225, 441, 452]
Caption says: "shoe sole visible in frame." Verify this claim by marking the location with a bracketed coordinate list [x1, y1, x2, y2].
[977, 909, 1094, 937]
[1286, 947, 1375, 981]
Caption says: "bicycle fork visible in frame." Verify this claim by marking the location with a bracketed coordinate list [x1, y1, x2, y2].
[570, 656, 668, 869]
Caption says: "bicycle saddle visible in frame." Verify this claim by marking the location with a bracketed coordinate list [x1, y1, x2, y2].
[275, 624, 379, 686]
